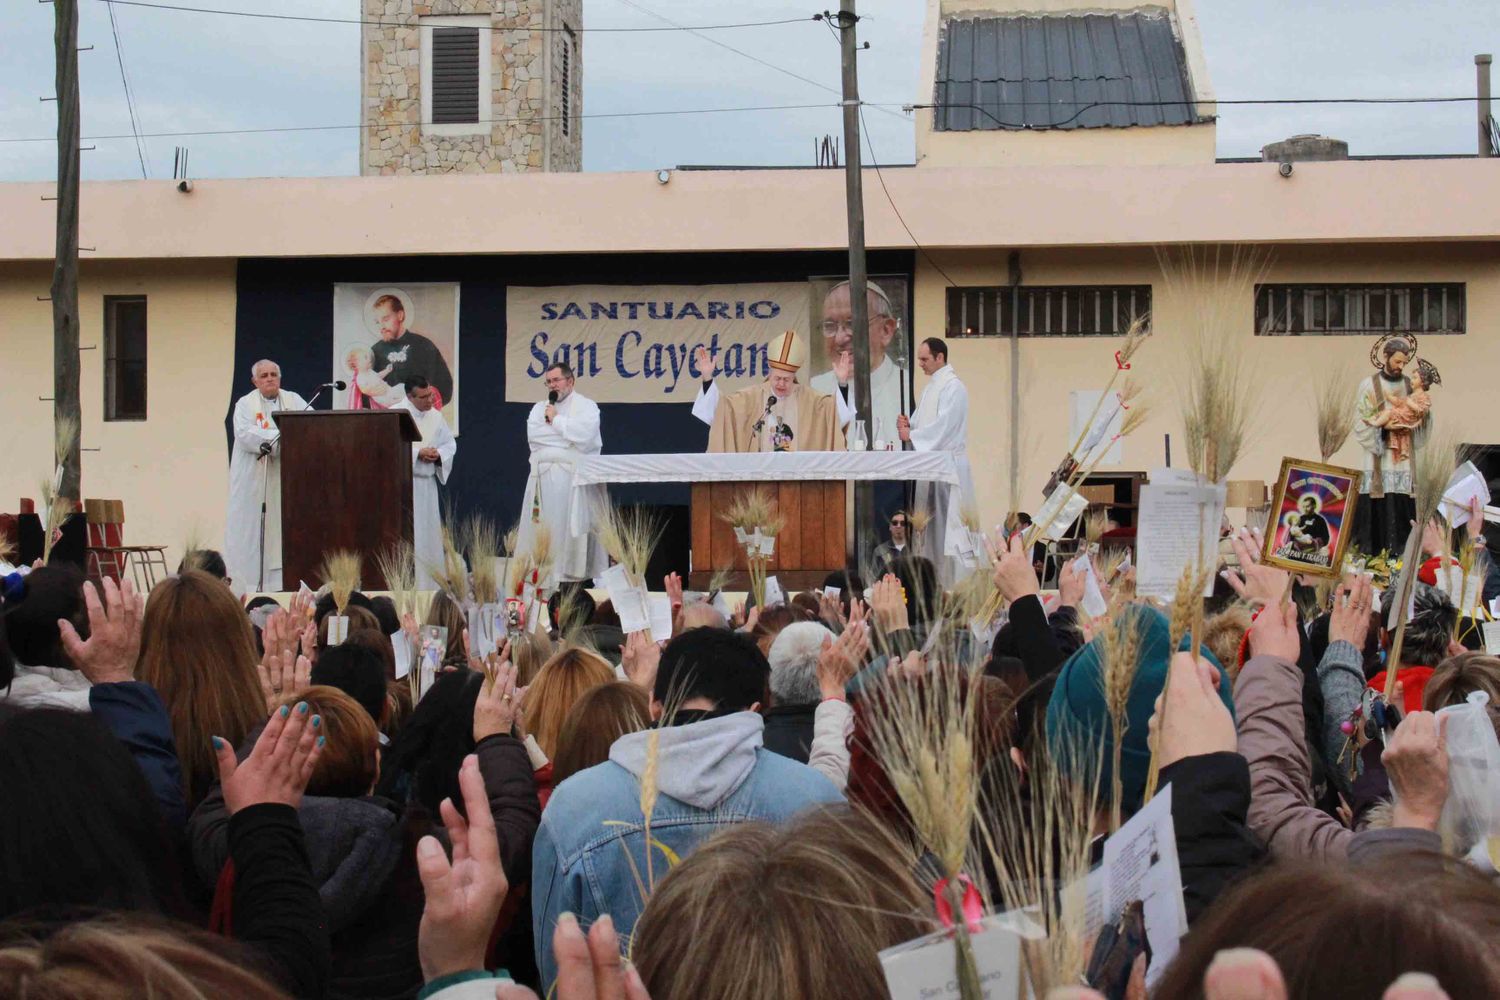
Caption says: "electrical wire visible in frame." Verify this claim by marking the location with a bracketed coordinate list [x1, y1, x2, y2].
[858, 102, 961, 289]
[614, 0, 905, 121]
[910, 95, 1489, 131]
[87, 0, 818, 33]
[0, 101, 847, 144]
[105, 0, 150, 178]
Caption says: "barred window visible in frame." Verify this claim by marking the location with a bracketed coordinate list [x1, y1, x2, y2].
[946, 285, 1151, 337]
[1255, 283, 1465, 336]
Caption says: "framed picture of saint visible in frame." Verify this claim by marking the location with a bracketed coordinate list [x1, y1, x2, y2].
[1262, 458, 1363, 576]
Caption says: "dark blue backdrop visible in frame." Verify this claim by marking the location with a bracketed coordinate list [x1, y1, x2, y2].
[229, 250, 915, 568]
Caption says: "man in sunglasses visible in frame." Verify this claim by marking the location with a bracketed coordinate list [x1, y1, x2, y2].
[872, 510, 910, 576]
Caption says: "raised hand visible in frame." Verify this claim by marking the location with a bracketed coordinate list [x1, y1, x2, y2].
[1329, 574, 1375, 650]
[1247, 593, 1301, 664]
[692, 345, 716, 381]
[1383, 711, 1449, 832]
[1149, 652, 1235, 769]
[988, 531, 1040, 604]
[57, 577, 143, 685]
[496, 911, 653, 1000]
[1058, 559, 1087, 611]
[214, 701, 324, 814]
[868, 575, 909, 633]
[663, 572, 684, 611]
[473, 656, 520, 743]
[816, 627, 866, 701]
[416, 754, 510, 983]
[833, 350, 854, 385]
[621, 630, 661, 693]
[257, 648, 312, 714]
[1222, 528, 1289, 608]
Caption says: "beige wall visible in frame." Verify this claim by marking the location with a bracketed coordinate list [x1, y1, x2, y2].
[917, 122, 1216, 168]
[0, 260, 238, 570]
[911, 242, 1500, 527]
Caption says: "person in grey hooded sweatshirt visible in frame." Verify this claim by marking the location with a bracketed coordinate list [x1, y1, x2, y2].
[530, 626, 843, 991]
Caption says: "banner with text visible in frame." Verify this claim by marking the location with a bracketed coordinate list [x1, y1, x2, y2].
[505, 283, 811, 404]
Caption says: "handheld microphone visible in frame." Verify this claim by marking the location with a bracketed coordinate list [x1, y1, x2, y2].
[548, 390, 559, 404]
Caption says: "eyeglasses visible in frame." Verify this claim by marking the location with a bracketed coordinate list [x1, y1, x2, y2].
[890, 519, 906, 527]
[820, 316, 890, 336]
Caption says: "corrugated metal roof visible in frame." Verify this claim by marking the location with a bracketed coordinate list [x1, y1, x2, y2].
[934, 12, 1207, 131]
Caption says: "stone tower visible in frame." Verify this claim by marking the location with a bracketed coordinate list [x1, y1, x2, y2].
[361, 0, 582, 175]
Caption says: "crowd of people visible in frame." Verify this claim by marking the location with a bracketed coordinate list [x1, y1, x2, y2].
[3, 505, 1500, 999]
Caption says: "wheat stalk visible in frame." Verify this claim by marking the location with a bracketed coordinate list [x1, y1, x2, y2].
[1387, 429, 1468, 697]
[1096, 604, 1143, 833]
[374, 540, 420, 618]
[1146, 564, 1211, 802]
[1064, 318, 1150, 462]
[320, 550, 362, 615]
[1158, 244, 1268, 484]
[861, 663, 985, 999]
[977, 728, 1101, 996]
[1314, 362, 1361, 462]
[597, 502, 665, 588]
[464, 515, 501, 606]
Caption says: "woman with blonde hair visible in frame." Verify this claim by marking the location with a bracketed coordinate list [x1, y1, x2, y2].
[518, 647, 615, 806]
[136, 570, 267, 809]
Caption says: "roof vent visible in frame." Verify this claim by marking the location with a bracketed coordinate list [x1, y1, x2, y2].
[1260, 134, 1349, 162]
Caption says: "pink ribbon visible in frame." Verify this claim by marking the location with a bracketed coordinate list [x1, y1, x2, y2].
[933, 874, 984, 934]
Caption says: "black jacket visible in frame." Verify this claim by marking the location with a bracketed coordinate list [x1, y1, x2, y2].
[1160, 751, 1265, 924]
[227, 803, 331, 998]
[191, 732, 539, 1000]
[762, 703, 818, 764]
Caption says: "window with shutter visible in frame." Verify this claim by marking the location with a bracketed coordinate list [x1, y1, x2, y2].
[419, 15, 490, 137]
[431, 27, 480, 124]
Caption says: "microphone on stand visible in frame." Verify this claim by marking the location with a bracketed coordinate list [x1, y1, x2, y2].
[301, 381, 348, 411]
[751, 394, 777, 435]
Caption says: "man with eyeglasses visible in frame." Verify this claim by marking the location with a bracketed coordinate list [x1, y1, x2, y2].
[872, 510, 910, 575]
[809, 280, 910, 448]
[517, 361, 607, 589]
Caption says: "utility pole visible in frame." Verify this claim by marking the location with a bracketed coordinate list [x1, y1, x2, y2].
[835, 0, 876, 562]
[52, 0, 83, 501]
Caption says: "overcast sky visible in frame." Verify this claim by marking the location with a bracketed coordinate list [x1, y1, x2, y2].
[0, 0, 1492, 181]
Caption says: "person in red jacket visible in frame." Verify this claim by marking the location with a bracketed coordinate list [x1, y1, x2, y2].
[1369, 585, 1461, 713]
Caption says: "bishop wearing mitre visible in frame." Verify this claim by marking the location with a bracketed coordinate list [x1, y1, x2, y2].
[691, 331, 843, 452]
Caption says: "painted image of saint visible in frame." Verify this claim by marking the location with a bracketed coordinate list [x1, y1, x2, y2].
[368, 292, 454, 408]
[1277, 494, 1333, 566]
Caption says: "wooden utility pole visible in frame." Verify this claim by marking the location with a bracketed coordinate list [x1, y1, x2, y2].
[52, 0, 83, 501]
[836, 0, 876, 559]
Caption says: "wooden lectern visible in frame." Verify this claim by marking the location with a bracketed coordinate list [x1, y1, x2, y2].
[688, 481, 847, 592]
[273, 410, 420, 589]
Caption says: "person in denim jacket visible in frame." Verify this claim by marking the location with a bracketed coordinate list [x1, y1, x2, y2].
[530, 627, 843, 991]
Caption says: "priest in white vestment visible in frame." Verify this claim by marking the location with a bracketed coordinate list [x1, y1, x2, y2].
[809, 280, 910, 448]
[518, 362, 607, 589]
[225, 359, 307, 594]
[899, 338, 975, 582]
[392, 377, 457, 590]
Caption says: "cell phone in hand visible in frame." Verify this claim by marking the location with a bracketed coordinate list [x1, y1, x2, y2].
[1085, 899, 1151, 1000]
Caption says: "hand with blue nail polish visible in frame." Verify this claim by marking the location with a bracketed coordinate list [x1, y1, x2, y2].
[213, 696, 325, 814]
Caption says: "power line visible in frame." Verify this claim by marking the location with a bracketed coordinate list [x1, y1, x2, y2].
[87, 0, 818, 33]
[104, 0, 149, 178]
[909, 95, 1489, 130]
[0, 101, 847, 144]
[857, 102, 960, 289]
[614, 0, 905, 120]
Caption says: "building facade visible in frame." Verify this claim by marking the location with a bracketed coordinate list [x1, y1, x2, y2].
[2, 161, 1497, 571]
[360, 0, 582, 175]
